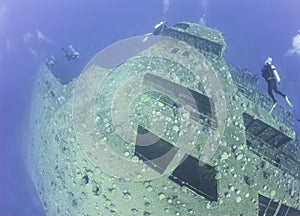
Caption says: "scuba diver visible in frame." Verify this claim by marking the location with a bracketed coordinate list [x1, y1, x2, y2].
[62, 45, 80, 61]
[261, 57, 293, 113]
[44, 55, 56, 70]
[143, 21, 168, 42]
[152, 21, 168, 35]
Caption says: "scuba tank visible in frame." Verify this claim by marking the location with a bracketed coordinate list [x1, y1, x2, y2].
[68, 44, 76, 53]
[271, 65, 281, 82]
[68, 44, 80, 58]
[264, 57, 281, 82]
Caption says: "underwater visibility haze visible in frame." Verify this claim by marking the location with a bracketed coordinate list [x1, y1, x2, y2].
[1, 0, 300, 215]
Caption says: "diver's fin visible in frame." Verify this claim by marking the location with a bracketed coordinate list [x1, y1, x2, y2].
[143, 33, 153, 43]
[269, 102, 277, 114]
[285, 96, 293, 108]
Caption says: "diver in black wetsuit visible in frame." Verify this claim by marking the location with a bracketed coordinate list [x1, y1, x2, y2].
[143, 21, 168, 42]
[261, 57, 293, 113]
[62, 45, 80, 61]
[44, 55, 56, 70]
[152, 21, 168, 35]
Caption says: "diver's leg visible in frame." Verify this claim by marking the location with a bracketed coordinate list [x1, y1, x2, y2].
[62, 48, 73, 61]
[273, 82, 293, 107]
[273, 82, 285, 97]
[268, 81, 276, 103]
[285, 95, 293, 107]
[269, 102, 277, 114]
[268, 81, 277, 114]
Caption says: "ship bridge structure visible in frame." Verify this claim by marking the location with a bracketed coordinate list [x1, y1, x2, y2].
[28, 22, 300, 216]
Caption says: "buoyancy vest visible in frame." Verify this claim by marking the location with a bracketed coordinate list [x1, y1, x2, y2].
[261, 64, 281, 82]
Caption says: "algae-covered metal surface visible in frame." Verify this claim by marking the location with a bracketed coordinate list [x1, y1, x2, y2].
[28, 22, 300, 216]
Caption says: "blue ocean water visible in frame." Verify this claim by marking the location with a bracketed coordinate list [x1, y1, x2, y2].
[0, 0, 299, 215]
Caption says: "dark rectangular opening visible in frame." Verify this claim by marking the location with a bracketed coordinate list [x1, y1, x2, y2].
[182, 51, 190, 57]
[143, 73, 215, 129]
[169, 155, 218, 201]
[277, 204, 289, 216]
[258, 194, 300, 216]
[171, 47, 180, 54]
[135, 125, 218, 202]
[243, 113, 292, 148]
[134, 125, 178, 174]
[285, 206, 300, 216]
[258, 194, 278, 216]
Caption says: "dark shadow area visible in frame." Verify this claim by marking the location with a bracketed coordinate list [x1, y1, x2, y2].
[243, 113, 292, 148]
[46, 58, 86, 85]
[143, 73, 212, 117]
[134, 125, 218, 202]
[169, 155, 218, 202]
[143, 73, 216, 129]
[135, 125, 178, 174]
[258, 194, 300, 216]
